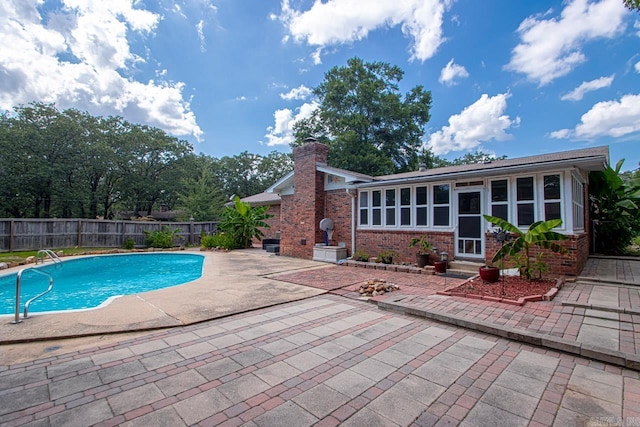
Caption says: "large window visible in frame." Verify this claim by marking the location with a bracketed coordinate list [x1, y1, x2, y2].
[572, 175, 584, 230]
[516, 177, 535, 226]
[490, 179, 508, 221]
[400, 187, 411, 226]
[359, 191, 368, 226]
[433, 184, 450, 226]
[543, 174, 561, 221]
[385, 189, 396, 226]
[415, 186, 428, 226]
[372, 190, 382, 226]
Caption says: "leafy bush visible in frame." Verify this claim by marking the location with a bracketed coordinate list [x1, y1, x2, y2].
[145, 226, 180, 248]
[201, 233, 237, 250]
[218, 196, 273, 249]
[376, 249, 397, 264]
[353, 249, 370, 262]
[123, 237, 135, 250]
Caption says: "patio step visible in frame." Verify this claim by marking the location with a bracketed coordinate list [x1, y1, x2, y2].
[447, 260, 483, 276]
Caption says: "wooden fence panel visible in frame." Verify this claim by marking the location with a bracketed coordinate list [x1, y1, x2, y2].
[0, 219, 218, 252]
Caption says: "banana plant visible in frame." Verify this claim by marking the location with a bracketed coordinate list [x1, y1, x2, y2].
[483, 215, 568, 280]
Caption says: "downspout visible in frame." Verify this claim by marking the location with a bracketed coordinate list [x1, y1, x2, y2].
[347, 187, 357, 256]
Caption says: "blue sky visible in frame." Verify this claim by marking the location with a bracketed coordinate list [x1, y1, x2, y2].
[1, 0, 639, 169]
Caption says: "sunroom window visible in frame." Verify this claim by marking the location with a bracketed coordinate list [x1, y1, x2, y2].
[372, 190, 382, 226]
[516, 177, 534, 227]
[400, 187, 411, 226]
[490, 179, 508, 222]
[359, 191, 368, 226]
[385, 189, 396, 226]
[433, 184, 450, 226]
[415, 186, 428, 226]
[543, 174, 561, 221]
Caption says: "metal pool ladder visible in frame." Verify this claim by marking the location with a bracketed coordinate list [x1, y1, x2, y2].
[36, 249, 62, 265]
[12, 250, 61, 324]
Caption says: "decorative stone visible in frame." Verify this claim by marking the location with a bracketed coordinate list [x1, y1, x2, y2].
[0, 262, 7, 270]
[356, 279, 400, 297]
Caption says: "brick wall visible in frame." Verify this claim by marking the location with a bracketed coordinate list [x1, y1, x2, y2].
[484, 231, 589, 276]
[280, 141, 329, 259]
[324, 189, 353, 252]
[356, 230, 454, 265]
[253, 204, 281, 246]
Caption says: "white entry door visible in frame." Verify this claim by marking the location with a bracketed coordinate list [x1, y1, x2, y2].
[455, 190, 484, 259]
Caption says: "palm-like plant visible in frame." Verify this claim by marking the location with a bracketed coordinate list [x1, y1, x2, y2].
[483, 215, 568, 280]
[219, 196, 273, 249]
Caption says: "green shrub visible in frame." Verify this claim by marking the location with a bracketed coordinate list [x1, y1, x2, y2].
[376, 249, 397, 264]
[200, 232, 237, 250]
[145, 226, 180, 248]
[123, 237, 135, 250]
[353, 249, 370, 262]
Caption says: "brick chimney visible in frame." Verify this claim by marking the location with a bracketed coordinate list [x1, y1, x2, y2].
[280, 138, 328, 259]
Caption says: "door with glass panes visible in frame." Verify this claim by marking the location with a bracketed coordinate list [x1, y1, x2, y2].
[455, 190, 484, 259]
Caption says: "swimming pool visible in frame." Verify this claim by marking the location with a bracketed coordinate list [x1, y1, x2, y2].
[0, 253, 204, 315]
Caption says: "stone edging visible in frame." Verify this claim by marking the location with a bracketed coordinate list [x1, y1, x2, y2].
[377, 297, 640, 370]
[435, 277, 565, 306]
[341, 259, 435, 274]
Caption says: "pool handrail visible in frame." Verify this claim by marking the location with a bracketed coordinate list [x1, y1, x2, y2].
[13, 267, 54, 324]
[36, 249, 62, 266]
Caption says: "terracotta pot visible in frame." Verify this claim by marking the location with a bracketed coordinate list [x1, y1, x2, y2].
[434, 260, 447, 273]
[416, 253, 430, 268]
[479, 266, 500, 282]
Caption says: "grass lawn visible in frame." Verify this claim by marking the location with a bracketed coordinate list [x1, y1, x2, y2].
[0, 248, 114, 263]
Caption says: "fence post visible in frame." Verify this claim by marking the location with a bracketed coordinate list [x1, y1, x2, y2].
[189, 218, 194, 246]
[77, 219, 82, 247]
[9, 219, 14, 252]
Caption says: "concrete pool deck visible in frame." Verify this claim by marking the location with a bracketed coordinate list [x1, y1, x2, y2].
[0, 249, 330, 345]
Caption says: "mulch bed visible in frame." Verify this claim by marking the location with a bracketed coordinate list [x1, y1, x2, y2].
[438, 275, 563, 305]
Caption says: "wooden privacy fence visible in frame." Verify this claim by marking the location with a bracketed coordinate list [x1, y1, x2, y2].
[0, 219, 218, 252]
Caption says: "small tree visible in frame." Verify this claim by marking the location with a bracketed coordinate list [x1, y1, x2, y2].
[218, 196, 273, 249]
[483, 215, 568, 280]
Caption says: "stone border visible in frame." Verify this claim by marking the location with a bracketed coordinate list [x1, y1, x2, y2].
[341, 259, 435, 275]
[377, 297, 640, 370]
[435, 276, 565, 306]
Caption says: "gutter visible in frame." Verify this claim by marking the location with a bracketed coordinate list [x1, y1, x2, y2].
[354, 156, 608, 189]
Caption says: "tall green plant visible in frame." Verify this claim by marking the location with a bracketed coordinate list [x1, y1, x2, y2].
[589, 159, 640, 254]
[218, 196, 273, 249]
[483, 215, 568, 280]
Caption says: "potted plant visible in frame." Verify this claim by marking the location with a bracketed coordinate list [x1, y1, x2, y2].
[376, 249, 397, 264]
[479, 263, 500, 282]
[409, 235, 434, 268]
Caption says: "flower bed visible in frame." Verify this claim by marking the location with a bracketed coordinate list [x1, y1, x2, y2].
[437, 275, 564, 306]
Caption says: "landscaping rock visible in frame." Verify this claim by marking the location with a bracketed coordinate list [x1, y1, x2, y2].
[357, 279, 400, 297]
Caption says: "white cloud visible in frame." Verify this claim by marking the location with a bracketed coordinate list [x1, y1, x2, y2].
[552, 94, 640, 139]
[264, 101, 319, 146]
[274, 0, 451, 63]
[635, 61, 640, 73]
[506, 0, 627, 86]
[0, 0, 203, 141]
[280, 85, 312, 101]
[427, 93, 520, 155]
[560, 75, 614, 101]
[635, 20, 640, 37]
[438, 59, 469, 86]
[196, 20, 206, 52]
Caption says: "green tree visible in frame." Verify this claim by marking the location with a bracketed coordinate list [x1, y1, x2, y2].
[484, 215, 568, 280]
[177, 160, 226, 221]
[218, 195, 273, 248]
[293, 57, 432, 176]
[450, 151, 507, 166]
[213, 151, 293, 198]
[624, 0, 640, 12]
[589, 159, 640, 254]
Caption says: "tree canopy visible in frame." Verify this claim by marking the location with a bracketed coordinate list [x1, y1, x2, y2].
[0, 102, 292, 220]
[292, 57, 432, 176]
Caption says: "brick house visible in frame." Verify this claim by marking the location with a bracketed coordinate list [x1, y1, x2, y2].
[247, 139, 609, 276]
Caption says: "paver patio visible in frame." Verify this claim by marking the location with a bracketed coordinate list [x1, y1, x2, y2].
[2, 252, 640, 426]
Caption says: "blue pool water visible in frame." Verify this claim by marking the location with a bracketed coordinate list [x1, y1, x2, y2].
[0, 253, 204, 315]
